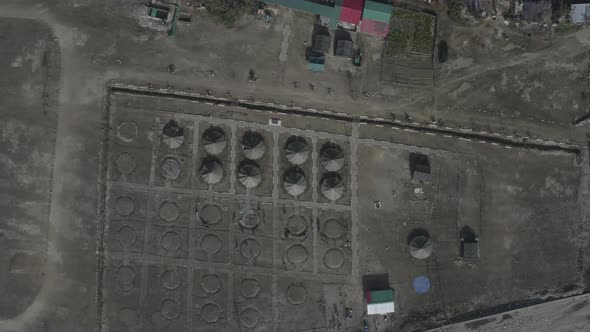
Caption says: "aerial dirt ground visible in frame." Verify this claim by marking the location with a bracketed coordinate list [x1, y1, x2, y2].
[1, 0, 590, 332]
[428, 293, 590, 332]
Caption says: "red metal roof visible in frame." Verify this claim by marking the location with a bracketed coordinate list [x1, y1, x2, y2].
[339, 0, 364, 25]
[359, 18, 389, 37]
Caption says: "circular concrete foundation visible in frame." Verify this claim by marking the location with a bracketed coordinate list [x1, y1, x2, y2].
[240, 278, 261, 299]
[116, 265, 136, 291]
[117, 121, 138, 142]
[161, 231, 182, 251]
[323, 219, 344, 239]
[238, 209, 260, 229]
[201, 274, 222, 294]
[239, 307, 260, 328]
[287, 283, 308, 305]
[116, 225, 137, 248]
[199, 204, 222, 225]
[286, 244, 309, 265]
[159, 202, 179, 222]
[200, 302, 221, 323]
[286, 215, 307, 235]
[115, 196, 135, 216]
[160, 157, 181, 180]
[239, 238, 261, 259]
[160, 269, 182, 290]
[200, 233, 222, 255]
[117, 308, 140, 328]
[160, 299, 180, 320]
[323, 248, 345, 269]
[115, 153, 136, 175]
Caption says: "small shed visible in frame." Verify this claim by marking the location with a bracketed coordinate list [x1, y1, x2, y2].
[308, 62, 325, 72]
[313, 34, 331, 53]
[412, 164, 431, 182]
[335, 40, 354, 57]
[571, 1, 590, 24]
[410, 153, 431, 183]
[460, 226, 479, 260]
[366, 289, 395, 315]
[462, 242, 480, 260]
[147, 1, 172, 21]
[308, 54, 326, 72]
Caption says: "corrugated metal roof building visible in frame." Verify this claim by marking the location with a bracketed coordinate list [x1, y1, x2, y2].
[360, 0, 392, 36]
[308, 53, 326, 72]
[308, 62, 326, 72]
[571, 2, 590, 24]
[339, 0, 364, 26]
[335, 39, 354, 57]
[264, 0, 394, 36]
[362, 0, 392, 22]
[365, 289, 395, 315]
[263, 0, 343, 28]
[313, 34, 332, 52]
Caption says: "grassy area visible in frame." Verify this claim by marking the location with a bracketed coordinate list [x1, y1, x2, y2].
[204, 0, 254, 28]
[385, 8, 435, 56]
[447, 0, 465, 23]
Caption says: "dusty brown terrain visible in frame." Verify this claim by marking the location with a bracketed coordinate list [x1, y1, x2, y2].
[1, 0, 590, 331]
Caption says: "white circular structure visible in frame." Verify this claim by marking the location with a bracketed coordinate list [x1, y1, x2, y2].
[320, 142, 345, 172]
[283, 167, 306, 197]
[160, 157, 181, 180]
[202, 126, 226, 155]
[320, 172, 344, 201]
[285, 136, 309, 165]
[409, 234, 433, 259]
[200, 157, 223, 184]
[242, 131, 265, 160]
[238, 161, 262, 189]
[162, 119, 185, 149]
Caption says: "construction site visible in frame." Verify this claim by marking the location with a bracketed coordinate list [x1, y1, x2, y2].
[2, 0, 590, 332]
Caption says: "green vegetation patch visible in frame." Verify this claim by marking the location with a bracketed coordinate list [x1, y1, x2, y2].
[385, 8, 435, 57]
[205, 0, 253, 28]
[447, 0, 465, 23]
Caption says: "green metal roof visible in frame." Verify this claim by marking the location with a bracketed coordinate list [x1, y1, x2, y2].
[264, 0, 342, 28]
[368, 289, 394, 303]
[362, 0, 393, 23]
[308, 62, 325, 72]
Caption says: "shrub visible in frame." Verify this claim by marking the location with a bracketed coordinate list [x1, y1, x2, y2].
[205, 0, 253, 28]
[448, 0, 465, 23]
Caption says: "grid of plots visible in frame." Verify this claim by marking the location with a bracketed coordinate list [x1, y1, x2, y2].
[102, 106, 354, 331]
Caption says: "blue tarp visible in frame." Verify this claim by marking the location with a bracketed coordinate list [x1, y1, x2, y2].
[413, 276, 431, 294]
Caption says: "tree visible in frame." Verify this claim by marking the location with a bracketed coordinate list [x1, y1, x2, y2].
[447, 0, 465, 23]
[205, 0, 253, 28]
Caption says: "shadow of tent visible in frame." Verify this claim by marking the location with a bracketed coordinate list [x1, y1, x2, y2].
[406, 228, 429, 245]
[460, 226, 477, 242]
[362, 273, 390, 291]
[459, 225, 478, 258]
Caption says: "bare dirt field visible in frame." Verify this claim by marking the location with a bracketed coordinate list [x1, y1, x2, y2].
[1, 0, 590, 331]
[0, 17, 59, 322]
